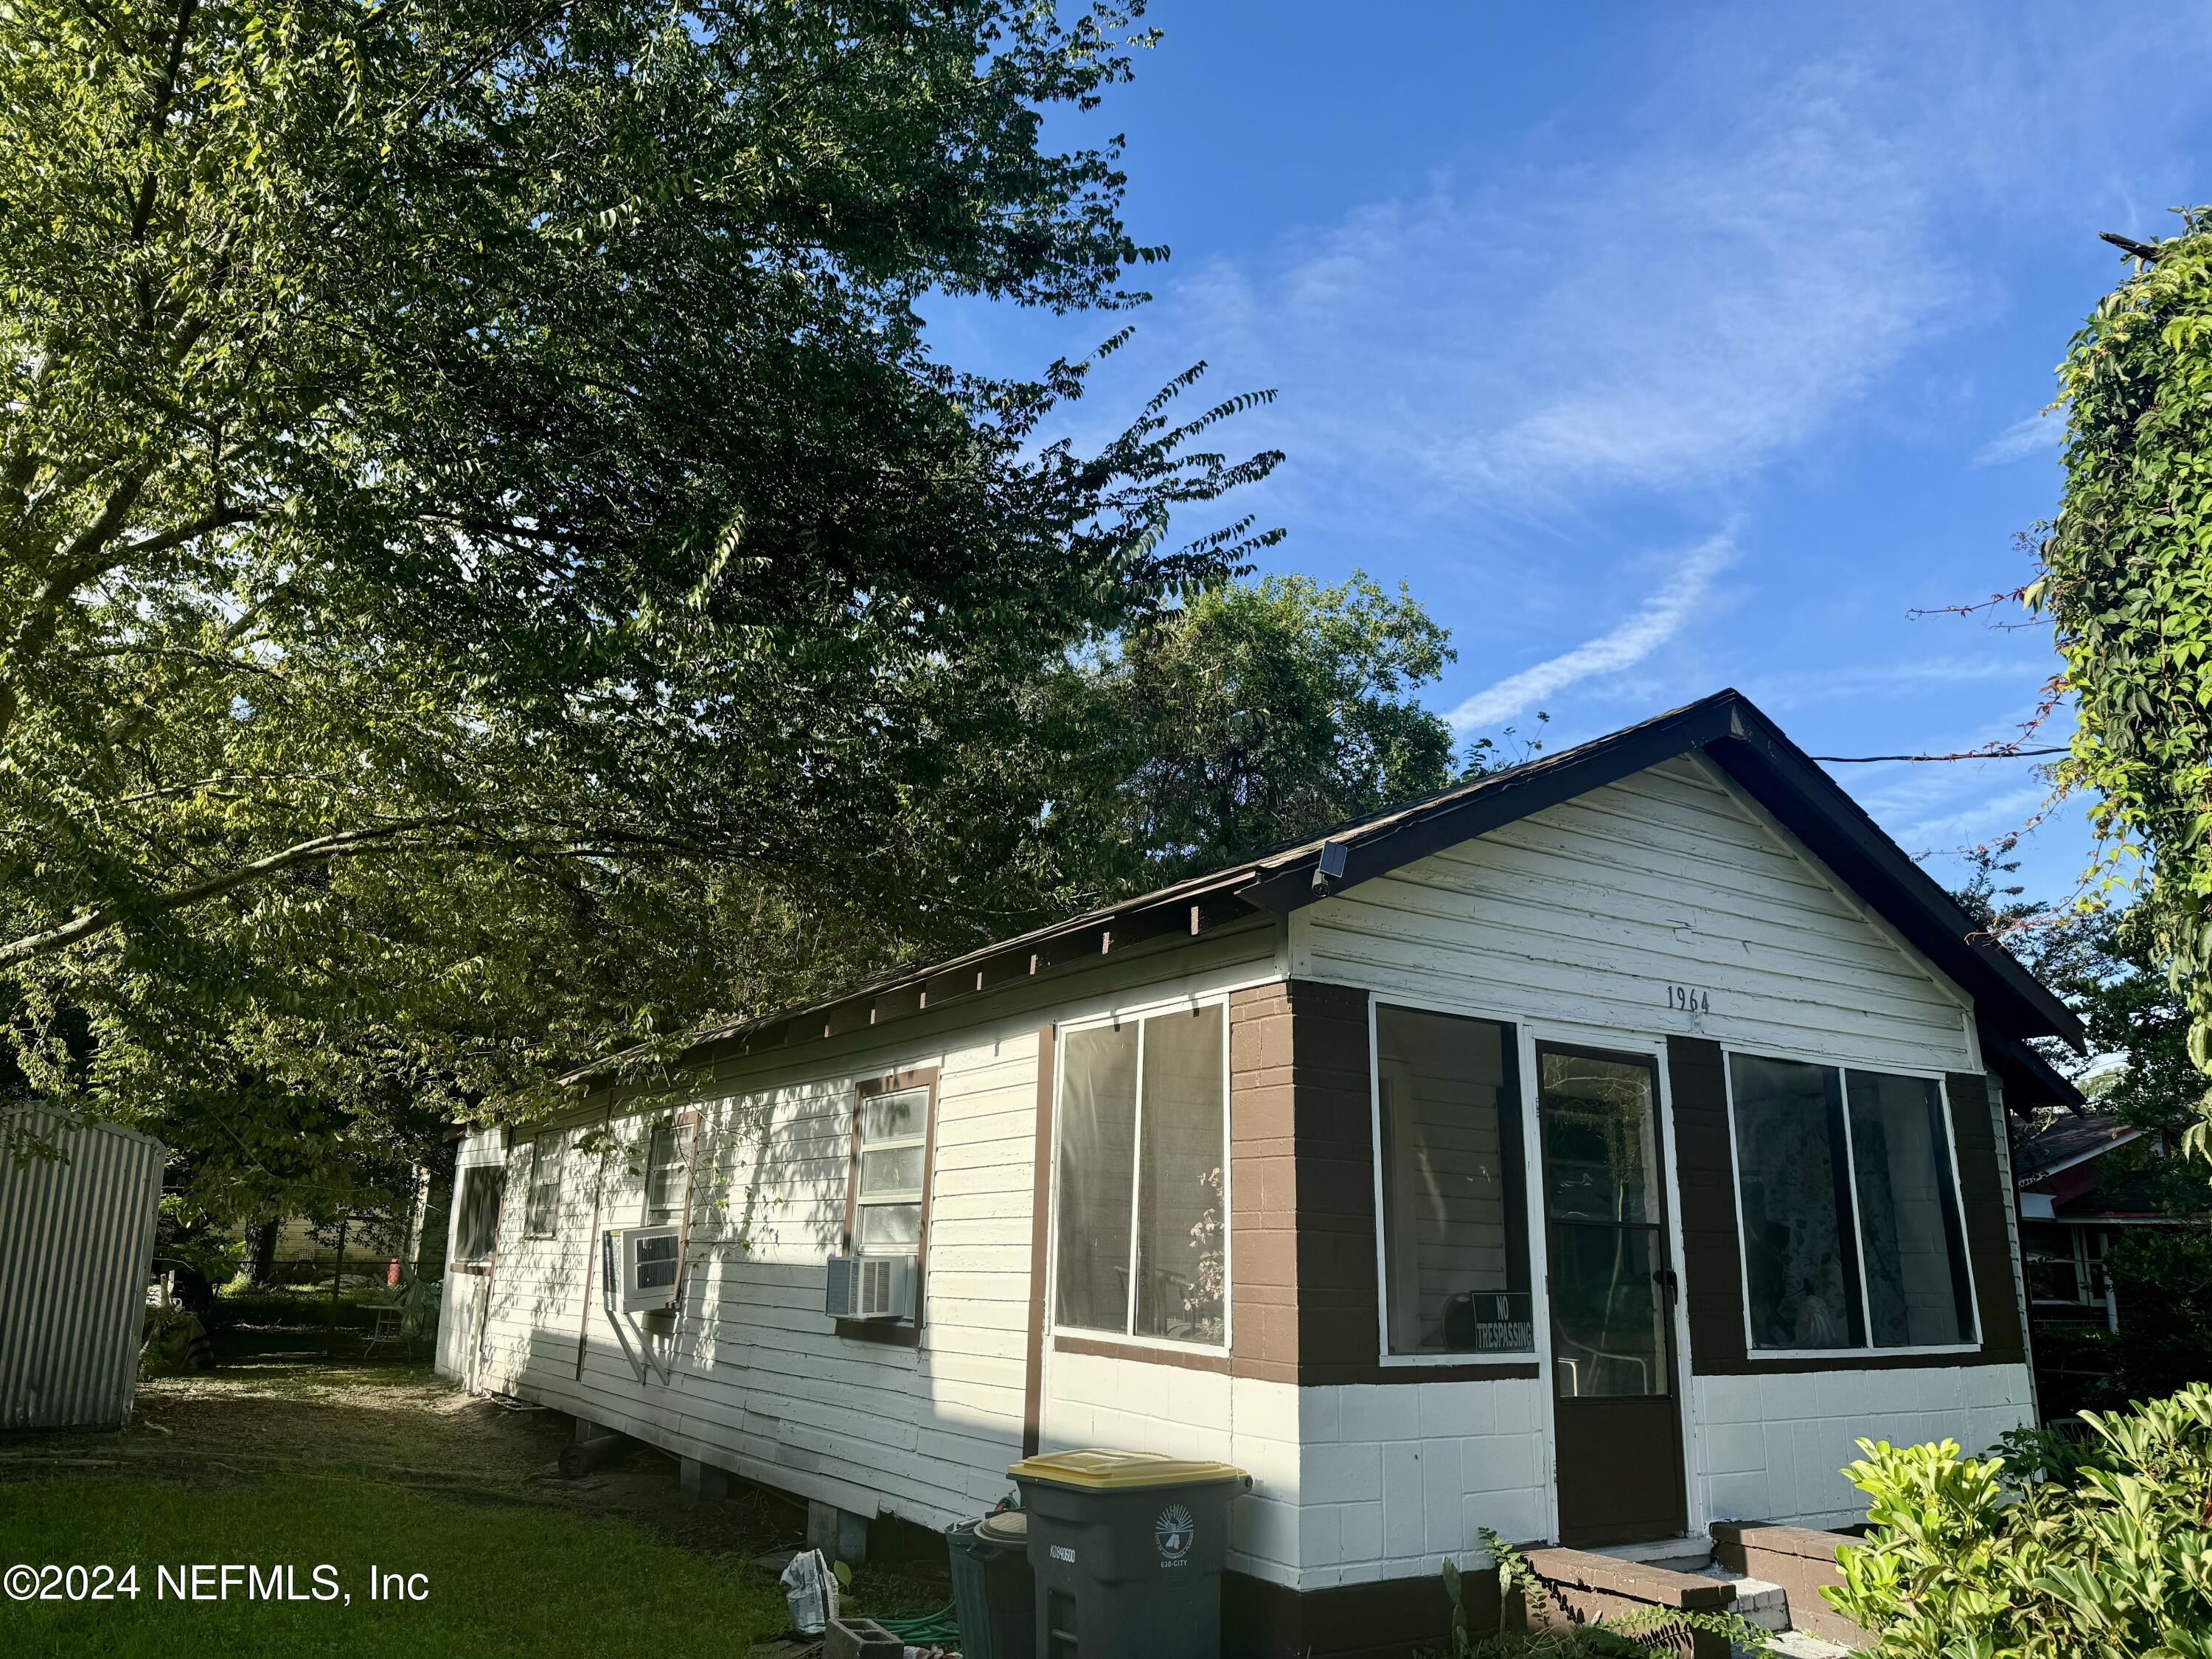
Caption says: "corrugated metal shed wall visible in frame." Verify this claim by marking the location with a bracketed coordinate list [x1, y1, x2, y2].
[0, 1109, 164, 1430]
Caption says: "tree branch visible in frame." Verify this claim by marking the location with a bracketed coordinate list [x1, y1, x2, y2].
[0, 819, 722, 969]
[0, 818, 471, 969]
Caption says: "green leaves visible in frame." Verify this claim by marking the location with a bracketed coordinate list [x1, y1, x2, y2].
[2037, 207, 2212, 1171]
[0, 0, 1280, 1214]
[1826, 1388, 2212, 1658]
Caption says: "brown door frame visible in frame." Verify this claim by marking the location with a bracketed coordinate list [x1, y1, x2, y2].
[1533, 1038, 1690, 1547]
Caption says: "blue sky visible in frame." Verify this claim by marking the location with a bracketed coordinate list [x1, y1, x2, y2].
[933, 2, 2212, 902]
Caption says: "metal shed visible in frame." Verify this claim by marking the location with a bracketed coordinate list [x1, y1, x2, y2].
[1, 1109, 164, 1430]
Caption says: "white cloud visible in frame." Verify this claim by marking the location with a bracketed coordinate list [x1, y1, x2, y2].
[1973, 409, 2066, 466]
[1447, 532, 1735, 731]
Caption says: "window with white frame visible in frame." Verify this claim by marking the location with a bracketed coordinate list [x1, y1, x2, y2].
[1054, 1002, 1227, 1347]
[524, 1133, 564, 1238]
[1374, 1004, 1534, 1355]
[851, 1080, 930, 1254]
[643, 1118, 695, 1224]
[1729, 1053, 1976, 1352]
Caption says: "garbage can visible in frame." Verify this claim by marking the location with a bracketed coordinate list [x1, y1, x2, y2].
[947, 1509, 1035, 1659]
[1009, 1449, 1251, 1659]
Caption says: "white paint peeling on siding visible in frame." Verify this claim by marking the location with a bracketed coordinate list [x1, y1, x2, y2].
[1295, 756, 1977, 1075]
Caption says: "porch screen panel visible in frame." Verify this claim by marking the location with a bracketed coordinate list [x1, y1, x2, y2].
[1374, 1006, 1531, 1354]
[1133, 1004, 1226, 1344]
[1728, 1054, 1862, 1350]
[1054, 1022, 1139, 1333]
[1847, 1071, 1975, 1346]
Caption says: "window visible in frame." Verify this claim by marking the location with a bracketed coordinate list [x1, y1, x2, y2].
[524, 1133, 564, 1238]
[1054, 1003, 1227, 1347]
[1374, 1006, 1533, 1356]
[851, 1080, 930, 1255]
[643, 1118, 695, 1224]
[1729, 1053, 1975, 1352]
[2025, 1222, 2107, 1307]
[453, 1166, 503, 1263]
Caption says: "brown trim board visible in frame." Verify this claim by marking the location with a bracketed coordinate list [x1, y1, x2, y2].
[1231, 979, 1543, 1387]
[1023, 1024, 1054, 1458]
[1666, 1037, 2029, 1375]
[1056, 1332, 1232, 1374]
[1947, 1069, 2025, 1366]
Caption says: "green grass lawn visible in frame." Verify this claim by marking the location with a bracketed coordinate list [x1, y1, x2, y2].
[2, 1472, 790, 1656]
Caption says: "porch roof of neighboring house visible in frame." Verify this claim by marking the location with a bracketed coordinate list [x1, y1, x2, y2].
[563, 688, 2086, 1097]
[2017, 1113, 2145, 1186]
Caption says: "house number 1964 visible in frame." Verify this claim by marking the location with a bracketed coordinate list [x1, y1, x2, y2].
[1665, 984, 1711, 1014]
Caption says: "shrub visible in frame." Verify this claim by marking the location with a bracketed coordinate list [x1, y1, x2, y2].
[1826, 1384, 2212, 1658]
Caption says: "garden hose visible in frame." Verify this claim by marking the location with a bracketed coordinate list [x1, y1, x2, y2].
[874, 1601, 961, 1644]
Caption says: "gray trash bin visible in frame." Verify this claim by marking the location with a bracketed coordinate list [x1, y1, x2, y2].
[947, 1509, 1035, 1659]
[1009, 1449, 1251, 1659]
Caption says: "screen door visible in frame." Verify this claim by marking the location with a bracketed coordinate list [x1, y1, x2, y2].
[1537, 1043, 1688, 1546]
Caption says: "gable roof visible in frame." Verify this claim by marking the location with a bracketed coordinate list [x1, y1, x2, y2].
[568, 688, 2083, 1088]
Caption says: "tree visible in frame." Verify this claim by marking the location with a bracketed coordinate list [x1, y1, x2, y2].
[2032, 206, 2212, 1165]
[1020, 571, 1464, 905]
[0, 0, 1284, 1212]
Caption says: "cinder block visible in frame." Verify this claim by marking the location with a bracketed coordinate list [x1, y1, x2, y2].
[1422, 1439, 1467, 1553]
[1338, 1500, 1384, 1565]
[1305, 1438, 1383, 1502]
[1382, 1442, 1425, 1558]
[1419, 1382, 1494, 1439]
[680, 1456, 731, 1503]
[1297, 1502, 1341, 1568]
[1297, 1383, 1341, 1444]
[807, 1498, 869, 1565]
[1491, 1378, 1542, 1437]
[1338, 1384, 1397, 1443]
[824, 1616, 902, 1659]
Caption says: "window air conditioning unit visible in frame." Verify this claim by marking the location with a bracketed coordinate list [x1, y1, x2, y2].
[826, 1253, 918, 1322]
[603, 1224, 682, 1312]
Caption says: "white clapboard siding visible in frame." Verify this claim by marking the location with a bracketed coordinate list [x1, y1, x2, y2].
[1295, 755, 1976, 1074]
[458, 922, 1281, 1526]
[465, 1030, 1044, 1526]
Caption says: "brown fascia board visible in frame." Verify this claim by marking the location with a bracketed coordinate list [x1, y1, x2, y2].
[1980, 1024, 2087, 1114]
[1701, 711, 2085, 1051]
[1234, 692, 1745, 914]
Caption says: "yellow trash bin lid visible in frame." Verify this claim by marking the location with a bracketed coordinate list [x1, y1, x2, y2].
[1009, 1448, 1248, 1490]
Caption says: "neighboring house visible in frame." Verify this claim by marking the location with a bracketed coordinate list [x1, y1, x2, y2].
[2017, 1113, 2146, 1338]
[436, 690, 2081, 1657]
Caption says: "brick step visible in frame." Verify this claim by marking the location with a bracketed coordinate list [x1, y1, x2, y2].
[1522, 1546, 1739, 1659]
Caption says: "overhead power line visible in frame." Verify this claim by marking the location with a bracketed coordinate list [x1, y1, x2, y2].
[1811, 747, 2068, 764]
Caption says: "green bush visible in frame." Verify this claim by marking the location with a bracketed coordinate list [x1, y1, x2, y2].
[1826, 1384, 2212, 1658]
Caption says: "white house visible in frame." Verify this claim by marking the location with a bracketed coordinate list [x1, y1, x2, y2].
[437, 689, 2080, 1656]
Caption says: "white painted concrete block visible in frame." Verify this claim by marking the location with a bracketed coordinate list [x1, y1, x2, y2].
[1305, 1439, 1384, 1502]
[1422, 1439, 1467, 1553]
[1338, 1500, 1383, 1564]
[1417, 1382, 1495, 1439]
[1382, 1442, 1425, 1558]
